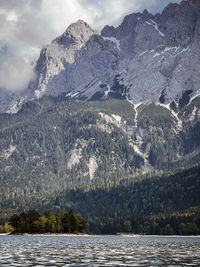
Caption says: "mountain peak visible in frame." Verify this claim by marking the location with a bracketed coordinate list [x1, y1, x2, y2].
[142, 9, 149, 16]
[53, 19, 96, 46]
[1, 0, 200, 114]
[66, 19, 92, 33]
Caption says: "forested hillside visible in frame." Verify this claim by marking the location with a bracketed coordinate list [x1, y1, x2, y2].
[0, 95, 200, 234]
[0, 98, 143, 210]
[41, 164, 200, 234]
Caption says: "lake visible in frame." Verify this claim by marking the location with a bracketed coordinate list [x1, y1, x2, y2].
[0, 235, 200, 266]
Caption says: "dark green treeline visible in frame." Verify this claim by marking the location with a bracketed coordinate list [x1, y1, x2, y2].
[9, 209, 86, 234]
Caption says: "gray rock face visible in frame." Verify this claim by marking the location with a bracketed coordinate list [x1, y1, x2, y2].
[1, 0, 200, 112]
[30, 20, 98, 99]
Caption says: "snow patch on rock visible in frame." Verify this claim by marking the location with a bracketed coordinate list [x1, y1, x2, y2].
[190, 89, 200, 103]
[139, 50, 148, 57]
[153, 52, 161, 58]
[175, 45, 190, 56]
[150, 45, 190, 60]
[66, 90, 80, 99]
[150, 20, 165, 37]
[119, 69, 127, 75]
[102, 36, 120, 51]
[145, 20, 165, 37]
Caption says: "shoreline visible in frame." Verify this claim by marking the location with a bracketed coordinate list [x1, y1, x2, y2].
[1, 233, 200, 237]
[6, 233, 97, 237]
[20, 233, 93, 237]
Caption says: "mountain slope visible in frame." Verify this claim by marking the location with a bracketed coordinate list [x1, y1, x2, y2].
[47, 164, 200, 234]
[0, 98, 142, 210]
[0, 94, 200, 212]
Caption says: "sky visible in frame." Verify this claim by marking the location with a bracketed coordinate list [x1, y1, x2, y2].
[0, 0, 181, 92]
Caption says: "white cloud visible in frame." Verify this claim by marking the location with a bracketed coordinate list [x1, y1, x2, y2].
[0, 54, 35, 91]
[0, 0, 181, 91]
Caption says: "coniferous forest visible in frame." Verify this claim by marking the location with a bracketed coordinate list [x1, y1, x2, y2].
[0, 97, 200, 235]
[1, 164, 199, 235]
[42, 164, 200, 235]
[0, 209, 86, 234]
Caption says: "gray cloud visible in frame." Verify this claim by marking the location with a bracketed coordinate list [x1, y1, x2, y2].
[0, 0, 181, 91]
[0, 52, 36, 91]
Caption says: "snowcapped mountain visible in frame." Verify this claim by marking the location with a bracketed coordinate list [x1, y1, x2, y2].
[1, 0, 200, 113]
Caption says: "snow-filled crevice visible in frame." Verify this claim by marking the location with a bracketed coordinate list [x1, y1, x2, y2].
[102, 36, 120, 51]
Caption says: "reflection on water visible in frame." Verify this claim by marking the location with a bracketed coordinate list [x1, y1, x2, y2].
[0, 235, 200, 266]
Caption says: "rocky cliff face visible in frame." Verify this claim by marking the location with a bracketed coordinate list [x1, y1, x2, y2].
[31, 20, 98, 99]
[1, 0, 200, 113]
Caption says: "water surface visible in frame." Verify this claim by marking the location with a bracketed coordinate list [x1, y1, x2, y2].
[0, 235, 200, 266]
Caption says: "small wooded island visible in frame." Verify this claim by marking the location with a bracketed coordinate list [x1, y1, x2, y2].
[0, 209, 86, 234]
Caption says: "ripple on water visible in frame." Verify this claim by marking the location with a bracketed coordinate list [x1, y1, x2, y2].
[0, 235, 200, 266]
